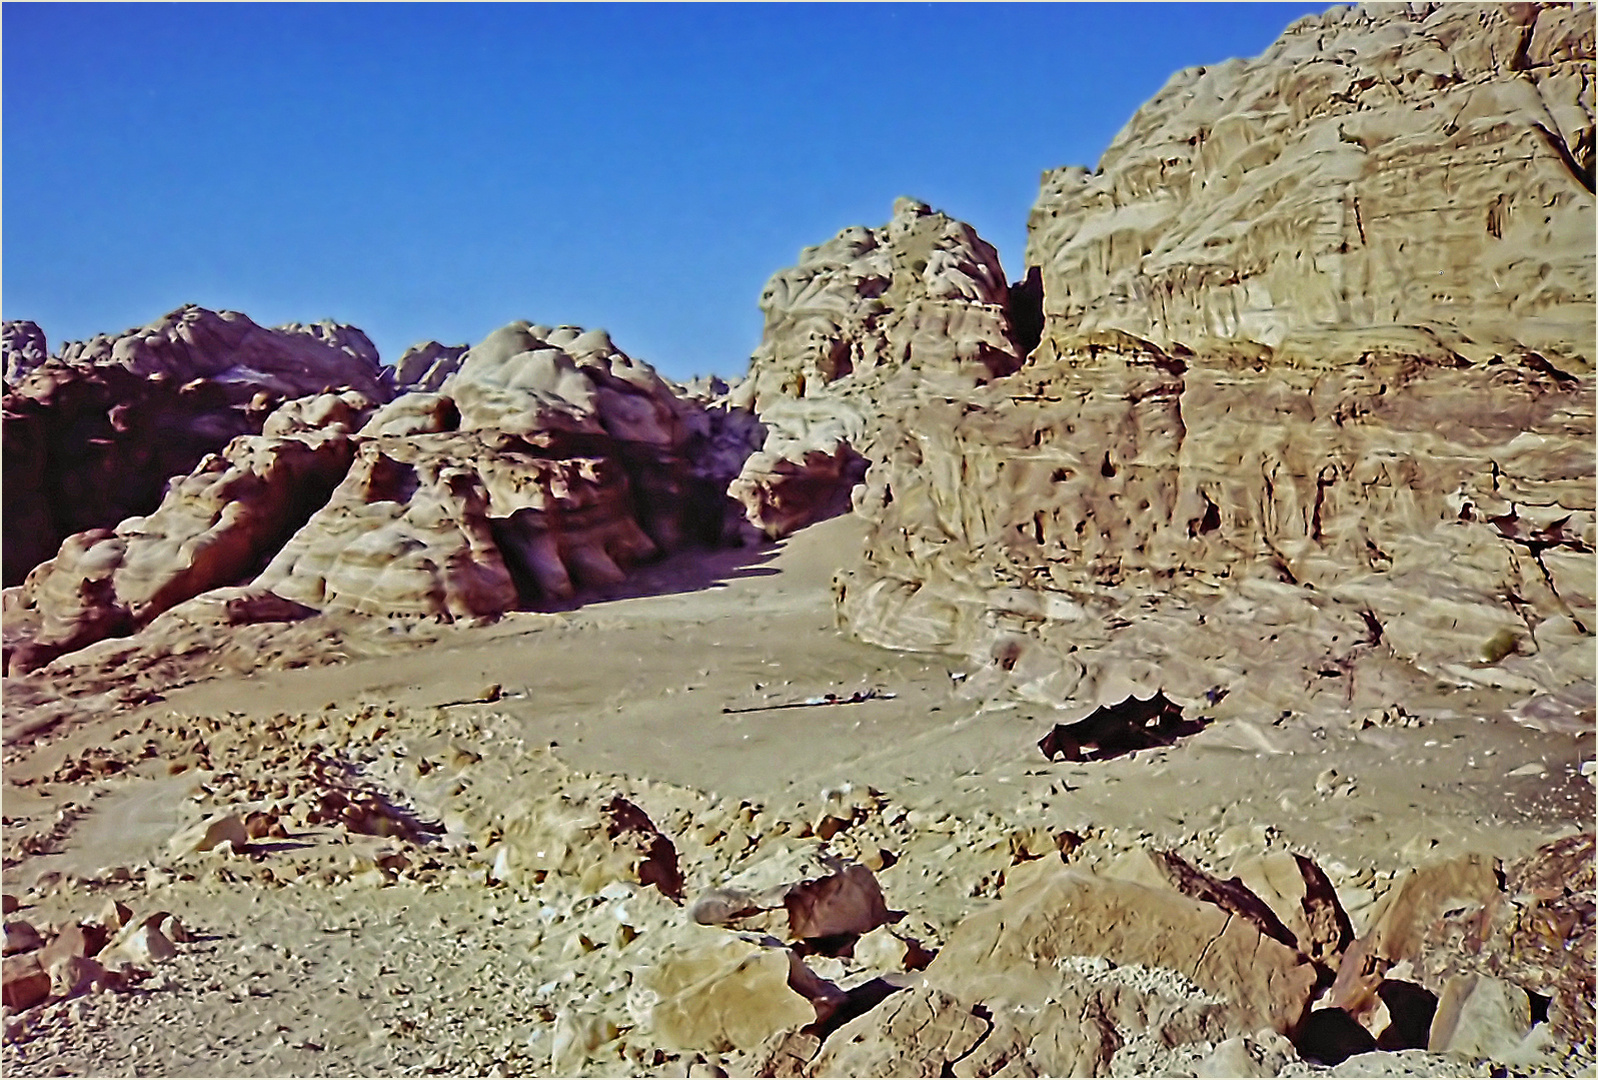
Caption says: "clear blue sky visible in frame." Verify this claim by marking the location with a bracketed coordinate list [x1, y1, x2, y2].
[4, 2, 1327, 382]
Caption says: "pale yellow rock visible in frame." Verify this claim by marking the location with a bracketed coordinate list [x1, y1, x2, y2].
[1026, 4, 1595, 361]
[642, 924, 817, 1053]
[925, 857, 1318, 1036]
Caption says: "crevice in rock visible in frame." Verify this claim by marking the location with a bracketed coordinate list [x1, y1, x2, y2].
[1006, 266, 1045, 361]
[1533, 121, 1595, 195]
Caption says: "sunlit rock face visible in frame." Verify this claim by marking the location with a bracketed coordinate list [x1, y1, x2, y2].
[728, 197, 1028, 538]
[1025, 2, 1595, 361]
[833, 2, 1595, 719]
[4, 318, 758, 671]
[1, 305, 388, 587]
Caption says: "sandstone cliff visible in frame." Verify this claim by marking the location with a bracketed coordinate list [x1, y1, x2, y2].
[1026, 2, 1595, 361]
[828, 2, 1594, 719]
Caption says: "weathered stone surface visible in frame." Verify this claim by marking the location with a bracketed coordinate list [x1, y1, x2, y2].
[1415, 831, 1596, 1052]
[735, 197, 1023, 417]
[169, 814, 251, 857]
[3, 921, 42, 957]
[2, 320, 47, 385]
[1, 953, 50, 1010]
[1232, 850, 1356, 969]
[642, 925, 820, 1053]
[1025, 3, 1595, 361]
[784, 864, 892, 942]
[728, 429, 866, 541]
[1329, 851, 1502, 1027]
[387, 340, 469, 394]
[925, 858, 1318, 1037]
[3, 304, 387, 586]
[4, 425, 360, 673]
[820, 4, 1594, 723]
[1428, 974, 1539, 1060]
[727, 198, 1026, 539]
[255, 322, 735, 619]
[837, 327, 1594, 717]
[490, 786, 683, 898]
[804, 987, 990, 1078]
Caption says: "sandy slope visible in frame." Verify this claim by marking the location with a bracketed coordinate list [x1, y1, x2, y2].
[1, 516, 1590, 1076]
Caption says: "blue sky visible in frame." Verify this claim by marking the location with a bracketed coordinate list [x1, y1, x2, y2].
[4, 3, 1327, 382]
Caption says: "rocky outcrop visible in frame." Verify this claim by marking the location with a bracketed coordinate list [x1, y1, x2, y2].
[735, 197, 1024, 415]
[4, 402, 369, 674]
[2, 321, 47, 385]
[254, 322, 736, 620]
[5, 317, 756, 671]
[834, 2, 1596, 719]
[2, 305, 388, 586]
[838, 329, 1594, 714]
[727, 399, 867, 540]
[728, 198, 1026, 537]
[386, 340, 469, 394]
[1026, 3, 1595, 362]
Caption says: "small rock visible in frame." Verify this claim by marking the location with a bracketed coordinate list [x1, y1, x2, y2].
[168, 814, 250, 855]
[3, 921, 43, 956]
[2, 895, 17, 915]
[1505, 762, 1547, 778]
[1, 954, 50, 1010]
[785, 864, 892, 941]
[97, 900, 134, 933]
[47, 954, 114, 998]
[1428, 974, 1541, 1060]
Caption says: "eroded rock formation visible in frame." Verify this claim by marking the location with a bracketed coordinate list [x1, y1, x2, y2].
[831, 1, 1595, 720]
[4, 318, 758, 671]
[728, 197, 1027, 537]
[1026, 2, 1596, 361]
[255, 322, 740, 619]
[2, 305, 387, 586]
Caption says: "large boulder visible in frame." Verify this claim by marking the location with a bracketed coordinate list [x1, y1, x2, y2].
[2, 305, 387, 586]
[254, 322, 735, 618]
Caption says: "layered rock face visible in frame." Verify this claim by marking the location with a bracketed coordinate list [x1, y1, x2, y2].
[1, 305, 387, 586]
[255, 322, 738, 619]
[838, 329, 1594, 713]
[4, 319, 755, 670]
[729, 198, 1027, 537]
[1027, 2, 1595, 361]
[833, 2, 1595, 717]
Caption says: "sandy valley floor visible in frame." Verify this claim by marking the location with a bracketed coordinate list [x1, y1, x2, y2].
[2, 516, 1591, 1076]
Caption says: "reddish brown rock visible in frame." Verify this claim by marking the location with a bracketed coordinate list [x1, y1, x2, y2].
[2, 953, 50, 1010]
[1416, 832, 1596, 1051]
[5, 426, 360, 674]
[784, 864, 892, 942]
[2, 304, 386, 587]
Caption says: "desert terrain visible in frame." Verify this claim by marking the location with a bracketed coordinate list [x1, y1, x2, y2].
[3, 3, 1594, 1077]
